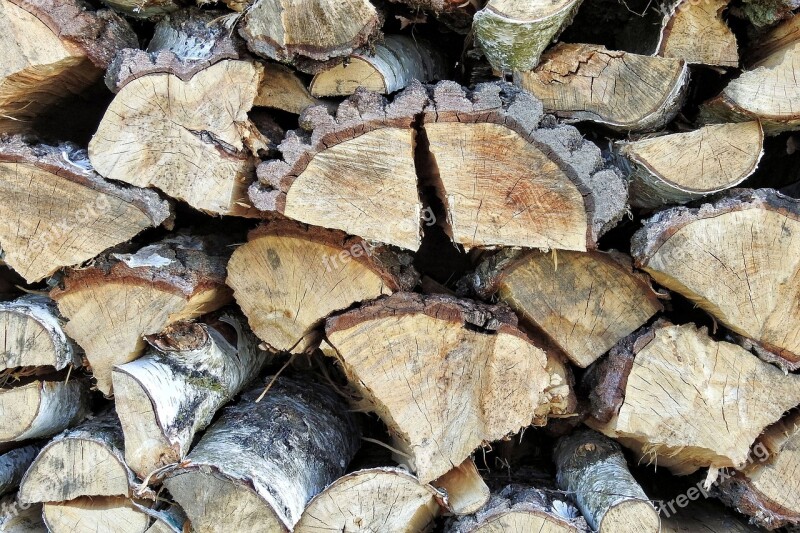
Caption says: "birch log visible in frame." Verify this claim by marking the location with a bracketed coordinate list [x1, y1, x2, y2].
[0, 444, 42, 496]
[42, 497, 153, 533]
[0, 494, 44, 532]
[0, 380, 88, 443]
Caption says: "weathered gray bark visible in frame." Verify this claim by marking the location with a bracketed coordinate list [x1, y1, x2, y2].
[0, 444, 42, 497]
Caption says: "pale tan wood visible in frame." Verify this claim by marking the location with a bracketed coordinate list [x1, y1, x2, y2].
[658, 0, 739, 67]
[255, 63, 326, 115]
[0, 381, 88, 443]
[0, 494, 45, 532]
[631, 189, 800, 366]
[588, 321, 800, 475]
[42, 497, 152, 533]
[516, 43, 689, 132]
[433, 458, 490, 516]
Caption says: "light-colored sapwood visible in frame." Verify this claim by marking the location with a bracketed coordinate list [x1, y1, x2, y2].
[0, 494, 44, 532]
[657, 0, 739, 67]
[432, 458, 490, 516]
[255, 63, 327, 115]
[0, 380, 88, 443]
[42, 497, 153, 533]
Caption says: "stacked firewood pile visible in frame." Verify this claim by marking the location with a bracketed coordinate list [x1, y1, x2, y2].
[1, 0, 800, 531]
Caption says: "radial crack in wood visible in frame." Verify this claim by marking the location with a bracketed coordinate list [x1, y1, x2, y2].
[42, 497, 153, 533]
[657, 0, 739, 67]
[0, 380, 88, 444]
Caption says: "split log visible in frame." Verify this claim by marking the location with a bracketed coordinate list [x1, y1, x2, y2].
[0, 494, 44, 532]
[515, 43, 689, 133]
[0, 444, 42, 496]
[472, 0, 584, 72]
[237, 0, 381, 70]
[51, 234, 232, 396]
[0, 296, 81, 372]
[0, 380, 88, 443]
[656, 0, 739, 67]
[323, 293, 576, 483]
[466, 249, 662, 368]
[445, 484, 589, 533]
[631, 189, 800, 367]
[256, 63, 328, 115]
[226, 219, 418, 352]
[422, 81, 627, 250]
[661, 500, 766, 532]
[0, 137, 171, 283]
[294, 467, 440, 532]
[309, 35, 446, 97]
[433, 458, 490, 515]
[555, 428, 659, 533]
[42, 497, 153, 533]
[699, 15, 800, 134]
[163, 378, 360, 533]
[0, 0, 136, 134]
[18, 410, 140, 504]
[112, 313, 268, 479]
[586, 321, 800, 474]
[619, 122, 764, 209]
[714, 410, 800, 529]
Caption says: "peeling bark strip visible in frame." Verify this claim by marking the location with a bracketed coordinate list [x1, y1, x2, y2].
[51, 235, 233, 396]
[515, 43, 689, 133]
[0, 296, 81, 372]
[473, 0, 583, 72]
[19, 410, 140, 504]
[227, 218, 418, 353]
[310, 35, 447, 97]
[587, 321, 800, 475]
[295, 467, 440, 533]
[0, 444, 42, 497]
[0, 0, 136, 133]
[42, 496, 154, 533]
[0, 380, 88, 443]
[619, 122, 764, 209]
[631, 189, 800, 366]
[656, 0, 739, 67]
[445, 484, 589, 533]
[0, 137, 171, 284]
[0, 494, 44, 532]
[113, 313, 268, 479]
[323, 292, 576, 483]
[163, 378, 360, 533]
[465, 248, 662, 368]
[555, 429, 659, 533]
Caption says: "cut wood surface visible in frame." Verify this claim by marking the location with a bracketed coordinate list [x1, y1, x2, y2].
[0, 444, 42, 497]
[433, 458, 490, 516]
[0, 0, 136, 133]
[515, 43, 689, 132]
[113, 313, 267, 478]
[467, 248, 662, 367]
[620, 121, 764, 209]
[587, 321, 800, 474]
[0, 137, 171, 283]
[255, 63, 328, 115]
[163, 378, 360, 533]
[323, 293, 576, 482]
[631, 189, 800, 366]
[657, 0, 739, 67]
[473, 0, 584, 72]
[555, 428, 659, 533]
[445, 484, 589, 533]
[51, 235, 232, 395]
[0, 380, 88, 443]
[294, 467, 440, 533]
[18, 409, 139, 504]
[0, 296, 80, 372]
[227, 219, 418, 352]
[310, 35, 446, 97]
[0, 494, 44, 532]
[42, 497, 152, 533]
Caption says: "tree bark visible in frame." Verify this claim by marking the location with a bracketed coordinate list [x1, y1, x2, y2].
[42, 497, 154, 533]
[0, 380, 88, 443]
[0, 444, 42, 497]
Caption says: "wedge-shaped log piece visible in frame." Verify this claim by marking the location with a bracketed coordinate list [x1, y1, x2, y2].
[42, 497, 153, 533]
[89, 60, 264, 216]
[433, 458, 490, 516]
[227, 219, 418, 352]
[467, 249, 662, 367]
[587, 321, 800, 474]
[657, 0, 738, 67]
[700, 16, 800, 134]
[473, 0, 584, 72]
[516, 43, 689, 132]
[19, 410, 139, 504]
[0, 380, 88, 443]
[238, 0, 381, 69]
[51, 235, 232, 395]
[256, 63, 327, 115]
[113, 313, 268, 479]
[0, 296, 80, 372]
[555, 429, 659, 533]
[323, 293, 576, 483]
[163, 378, 360, 533]
[250, 84, 427, 250]
[0, 494, 44, 532]
[621, 122, 764, 209]
[295, 467, 440, 533]
[0, 138, 171, 283]
[445, 484, 589, 533]
[0, 444, 42, 497]
[714, 411, 800, 529]
[631, 189, 800, 366]
[0, 0, 136, 133]
[310, 36, 446, 97]
[423, 81, 627, 250]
